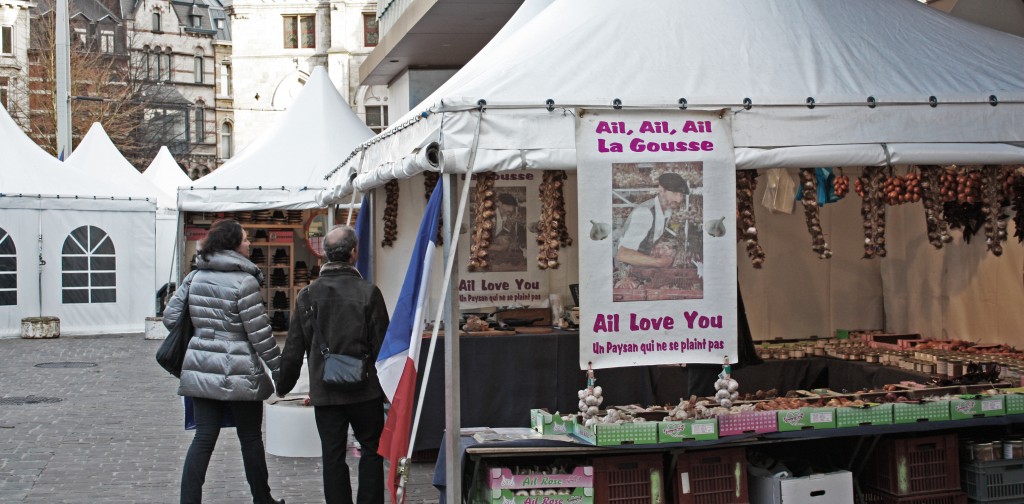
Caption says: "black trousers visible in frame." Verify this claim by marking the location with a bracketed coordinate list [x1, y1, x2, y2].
[314, 398, 386, 504]
[180, 398, 275, 504]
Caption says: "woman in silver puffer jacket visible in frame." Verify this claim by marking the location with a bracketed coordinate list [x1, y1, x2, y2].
[163, 219, 284, 504]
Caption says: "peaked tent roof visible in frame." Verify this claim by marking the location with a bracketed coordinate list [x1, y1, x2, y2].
[179, 66, 374, 211]
[325, 0, 1024, 202]
[65, 122, 175, 209]
[142, 146, 192, 203]
[0, 106, 153, 205]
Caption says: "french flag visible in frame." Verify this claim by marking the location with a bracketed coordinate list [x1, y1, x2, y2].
[376, 178, 443, 504]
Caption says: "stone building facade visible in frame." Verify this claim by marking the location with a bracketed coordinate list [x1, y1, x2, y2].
[227, 0, 386, 153]
[0, 0, 33, 120]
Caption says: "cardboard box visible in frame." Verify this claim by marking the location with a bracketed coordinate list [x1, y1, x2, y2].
[657, 419, 718, 442]
[836, 403, 893, 428]
[486, 466, 593, 490]
[484, 487, 594, 504]
[718, 410, 778, 436]
[892, 401, 951, 424]
[749, 468, 854, 504]
[530, 410, 576, 436]
[950, 395, 1005, 420]
[1005, 393, 1024, 415]
[776, 407, 836, 431]
[572, 421, 659, 446]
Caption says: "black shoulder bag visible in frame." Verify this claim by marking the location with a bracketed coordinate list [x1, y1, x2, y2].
[156, 272, 197, 377]
[309, 283, 370, 390]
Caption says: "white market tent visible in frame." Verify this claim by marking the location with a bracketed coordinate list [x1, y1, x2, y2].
[143, 146, 192, 287]
[0, 106, 157, 337]
[323, 0, 1024, 344]
[178, 65, 374, 212]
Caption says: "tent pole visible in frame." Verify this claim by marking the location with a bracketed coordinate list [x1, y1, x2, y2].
[37, 211, 44, 317]
[442, 172, 463, 504]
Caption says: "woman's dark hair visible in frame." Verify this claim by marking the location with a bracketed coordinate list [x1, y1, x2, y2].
[198, 219, 244, 260]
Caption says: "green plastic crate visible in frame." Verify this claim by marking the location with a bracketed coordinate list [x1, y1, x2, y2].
[485, 487, 594, 504]
[1005, 393, 1024, 415]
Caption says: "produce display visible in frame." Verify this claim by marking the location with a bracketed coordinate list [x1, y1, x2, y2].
[467, 173, 497, 271]
[736, 170, 765, 268]
[382, 179, 400, 247]
[799, 168, 832, 259]
[857, 166, 888, 258]
[920, 165, 954, 248]
[536, 170, 572, 270]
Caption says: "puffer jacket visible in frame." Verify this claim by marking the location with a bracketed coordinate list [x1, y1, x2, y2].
[276, 263, 389, 406]
[163, 250, 281, 401]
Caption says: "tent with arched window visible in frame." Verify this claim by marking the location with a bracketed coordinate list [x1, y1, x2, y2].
[143, 146, 192, 287]
[0, 105, 157, 337]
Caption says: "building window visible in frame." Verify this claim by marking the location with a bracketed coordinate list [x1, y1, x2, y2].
[100, 30, 114, 53]
[218, 63, 230, 96]
[0, 77, 8, 109]
[61, 225, 116, 304]
[191, 15, 201, 28]
[153, 12, 161, 33]
[283, 15, 315, 49]
[144, 48, 152, 80]
[365, 105, 388, 133]
[194, 55, 203, 83]
[1, 26, 12, 55]
[156, 51, 162, 79]
[363, 13, 378, 47]
[195, 105, 205, 142]
[75, 27, 87, 49]
[0, 227, 15, 306]
[215, 18, 224, 30]
[220, 122, 232, 158]
[165, 51, 172, 81]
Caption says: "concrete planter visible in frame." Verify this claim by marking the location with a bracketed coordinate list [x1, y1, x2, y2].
[144, 317, 169, 340]
[21, 316, 60, 339]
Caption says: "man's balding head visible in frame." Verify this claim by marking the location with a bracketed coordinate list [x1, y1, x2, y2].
[324, 225, 358, 264]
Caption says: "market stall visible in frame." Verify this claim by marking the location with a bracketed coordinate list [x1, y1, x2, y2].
[317, 0, 1024, 501]
[176, 66, 373, 331]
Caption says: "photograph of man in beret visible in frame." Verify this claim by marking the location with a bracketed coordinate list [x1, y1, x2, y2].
[615, 171, 689, 267]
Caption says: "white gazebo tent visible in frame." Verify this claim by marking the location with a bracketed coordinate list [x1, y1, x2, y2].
[319, 2, 1024, 497]
[0, 107, 157, 337]
[177, 66, 374, 212]
[142, 146, 191, 289]
[324, 0, 1024, 344]
[66, 123, 170, 294]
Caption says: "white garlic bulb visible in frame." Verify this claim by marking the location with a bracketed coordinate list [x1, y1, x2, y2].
[592, 386, 603, 397]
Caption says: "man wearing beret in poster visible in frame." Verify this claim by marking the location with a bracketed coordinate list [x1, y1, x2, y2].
[616, 172, 689, 267]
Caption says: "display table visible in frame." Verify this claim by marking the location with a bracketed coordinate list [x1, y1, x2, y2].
[433, 415, 1024, 502]
[413, 331, 932, 451]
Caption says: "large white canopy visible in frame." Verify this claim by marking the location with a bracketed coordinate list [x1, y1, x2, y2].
[323, 0, 1024, 202]
[0, 106, 156, 337]
[66, 122, 175, 209]
[179, 66, 374, 211]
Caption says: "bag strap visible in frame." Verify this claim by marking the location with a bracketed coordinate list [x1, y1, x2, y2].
[307, 281, 331, 357]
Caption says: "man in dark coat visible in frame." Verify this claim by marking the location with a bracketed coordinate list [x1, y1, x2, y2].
[276, 225, 390, 504]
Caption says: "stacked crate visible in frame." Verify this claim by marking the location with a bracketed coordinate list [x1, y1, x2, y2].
[861, 434, 966, 504]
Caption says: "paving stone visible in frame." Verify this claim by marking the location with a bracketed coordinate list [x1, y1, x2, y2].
[0, 334, 442, 503]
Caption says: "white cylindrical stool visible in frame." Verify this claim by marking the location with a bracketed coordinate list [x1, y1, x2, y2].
[145, 317, 169, 340]
[265, 399, 322, 457]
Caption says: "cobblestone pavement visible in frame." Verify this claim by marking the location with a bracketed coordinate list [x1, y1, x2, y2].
[0, 334, 440, 503]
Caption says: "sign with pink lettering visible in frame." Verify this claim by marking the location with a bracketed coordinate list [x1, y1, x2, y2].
[575, 110, 737, 368]
[457, 172, 550, 309]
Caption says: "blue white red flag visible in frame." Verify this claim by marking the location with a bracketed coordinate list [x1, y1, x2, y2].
[354, 194, 372, 280]
[376, 178, 442, 503]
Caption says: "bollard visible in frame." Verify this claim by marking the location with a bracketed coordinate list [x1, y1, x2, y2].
[21, 316, 60, 339]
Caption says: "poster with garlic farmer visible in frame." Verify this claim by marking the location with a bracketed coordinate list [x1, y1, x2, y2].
[458, 172, 550, 309]
[576, 109, 737, 368]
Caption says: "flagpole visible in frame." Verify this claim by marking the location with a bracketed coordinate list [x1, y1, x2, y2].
[406, 110, 482, 504]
